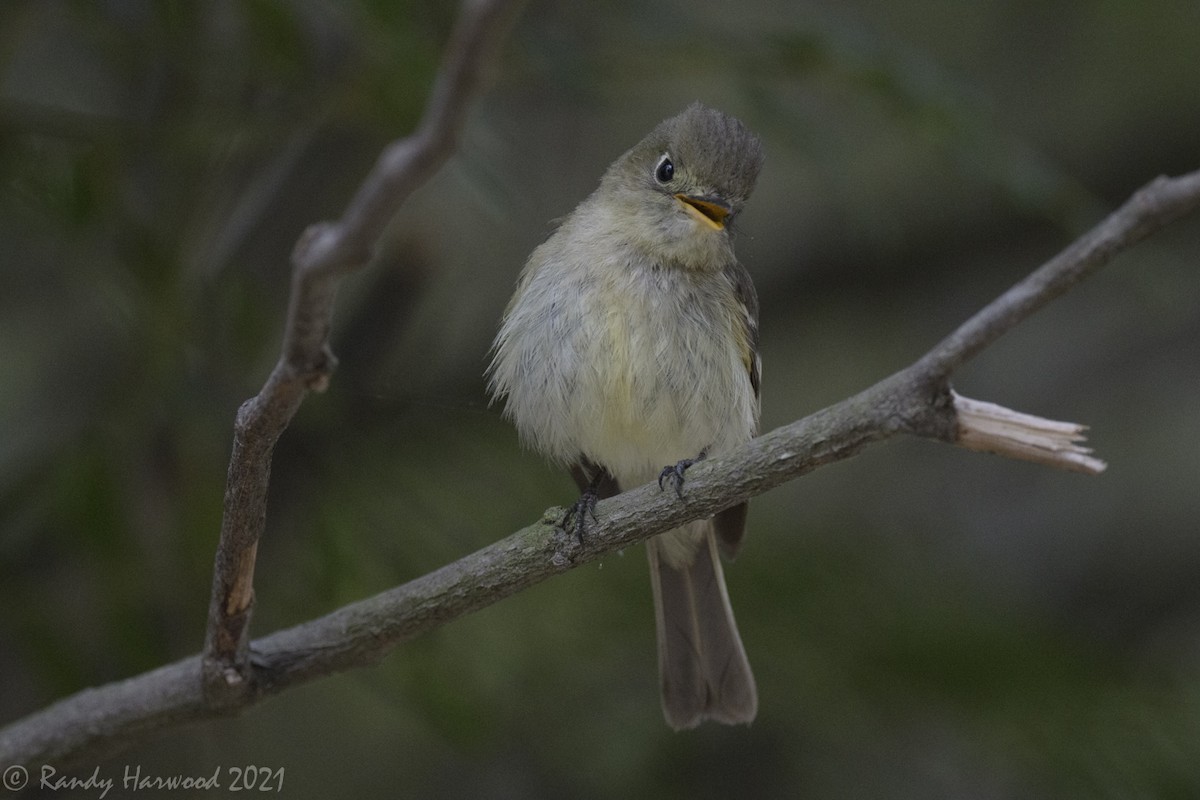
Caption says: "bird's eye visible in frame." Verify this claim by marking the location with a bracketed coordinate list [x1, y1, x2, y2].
[654, 154, 674, 184]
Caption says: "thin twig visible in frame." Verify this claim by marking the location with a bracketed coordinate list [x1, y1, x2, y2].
[917, 172, 1200, 379]
[4, 168, 1198, 769]
[201, 0, 525, 703]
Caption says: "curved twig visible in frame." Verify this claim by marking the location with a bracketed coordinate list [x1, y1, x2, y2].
[201, 0, 525, 704]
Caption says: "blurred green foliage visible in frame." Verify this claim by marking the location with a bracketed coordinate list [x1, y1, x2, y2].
[2, 1, 1200, 797]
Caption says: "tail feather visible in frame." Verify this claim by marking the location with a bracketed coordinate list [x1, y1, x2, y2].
[647, 523, 757, 730]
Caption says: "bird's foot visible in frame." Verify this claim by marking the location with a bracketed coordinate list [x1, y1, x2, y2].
[562, 487, 600, 544]
[657, 449, 708, 500]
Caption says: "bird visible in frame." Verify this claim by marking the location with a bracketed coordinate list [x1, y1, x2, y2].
[488, 103, 763, 729]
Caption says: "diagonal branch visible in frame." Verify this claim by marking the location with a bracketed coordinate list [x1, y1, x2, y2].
[916, 172, 1200, 379]
[202, 0, 526, 703]
[3, 168, 1198, 770]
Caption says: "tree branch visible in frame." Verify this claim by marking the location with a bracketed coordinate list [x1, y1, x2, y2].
[915, 173, 1200, 379]
[3, 167, 1198, 769]
[201, 0, 525, 704]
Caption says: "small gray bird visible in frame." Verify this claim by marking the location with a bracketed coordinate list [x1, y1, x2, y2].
[488, 103, 763, 729]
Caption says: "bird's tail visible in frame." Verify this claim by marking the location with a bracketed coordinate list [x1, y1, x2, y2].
[647, 521, 757, 730]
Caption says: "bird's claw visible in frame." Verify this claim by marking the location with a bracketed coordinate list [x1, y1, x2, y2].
[657, 449, 708, 500]
[562, 488, 600, 544]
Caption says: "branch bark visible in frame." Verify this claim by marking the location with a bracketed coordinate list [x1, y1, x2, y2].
[4, 167, 1199, 769]
[201, 0, 525, 705]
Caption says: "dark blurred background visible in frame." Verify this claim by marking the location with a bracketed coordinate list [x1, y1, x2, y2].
[2, 1, 1199, 797]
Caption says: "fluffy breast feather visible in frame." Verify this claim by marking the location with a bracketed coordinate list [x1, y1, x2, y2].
[489, 234, 757, 487]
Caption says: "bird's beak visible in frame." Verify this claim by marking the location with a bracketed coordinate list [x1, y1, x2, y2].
[674, 193, 731, 231]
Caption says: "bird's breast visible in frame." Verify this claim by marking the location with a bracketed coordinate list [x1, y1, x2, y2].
[567, 263, 755, 485]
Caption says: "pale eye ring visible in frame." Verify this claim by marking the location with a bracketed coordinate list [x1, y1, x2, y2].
[654, 153, 674, 184]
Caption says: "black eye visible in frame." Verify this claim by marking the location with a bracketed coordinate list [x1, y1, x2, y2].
[654, 154, 674, 183]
